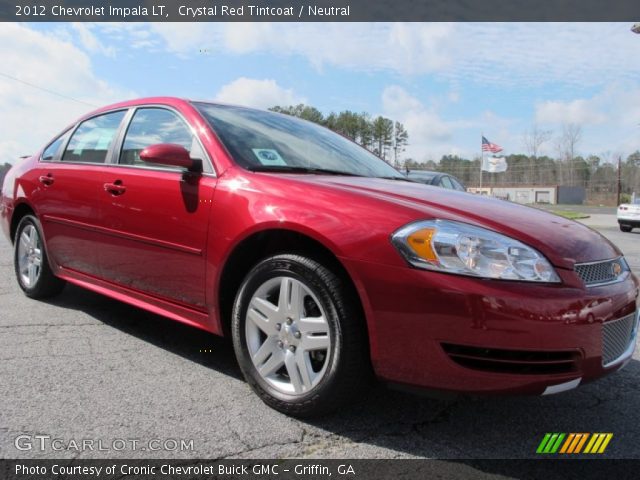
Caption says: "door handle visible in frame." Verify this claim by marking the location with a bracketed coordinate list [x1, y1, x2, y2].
[104, 181, 126, 195]
[39, 174, 54, 186]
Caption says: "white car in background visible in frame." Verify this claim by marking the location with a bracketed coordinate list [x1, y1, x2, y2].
[617, 198, 640, 232]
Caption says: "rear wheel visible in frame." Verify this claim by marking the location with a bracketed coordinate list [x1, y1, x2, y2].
[14, 215, 65, 298]
[619, 224, 632, 232]
[231, 254, 370, 417]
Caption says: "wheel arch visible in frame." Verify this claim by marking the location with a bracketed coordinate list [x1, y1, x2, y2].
[9, 201, 37, 244]
[217, 227, 371, 342]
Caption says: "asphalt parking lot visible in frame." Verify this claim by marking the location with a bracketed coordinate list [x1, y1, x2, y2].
[1, 216, 639, 472]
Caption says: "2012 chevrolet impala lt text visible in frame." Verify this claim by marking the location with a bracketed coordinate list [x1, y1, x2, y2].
[2, 98, 638, 416]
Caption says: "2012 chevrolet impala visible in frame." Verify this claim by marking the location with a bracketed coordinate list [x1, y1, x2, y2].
[2, 98, 638, 416]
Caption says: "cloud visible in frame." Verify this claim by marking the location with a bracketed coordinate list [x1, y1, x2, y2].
[381, 85, 527, 161]
[382, 85, 424, 113]
[0, 24, 133, 163]
[111, 23, 640, 87]
[442, 23, 640, 88]
[534, 85, 640, 157]
[447, 91, 460, 103]
[149, 23, 214, 54]
[535, 99, 607, 125]
[71, 23, 116, 57]
[140, 23, 455, 75]
[214, 77, 305, 109]
[381, 85, 457, 160]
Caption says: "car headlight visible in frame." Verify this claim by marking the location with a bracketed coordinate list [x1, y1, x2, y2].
[391, 219, 561, 283]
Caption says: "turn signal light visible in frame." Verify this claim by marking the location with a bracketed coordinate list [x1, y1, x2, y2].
[407, 228, 438, 262]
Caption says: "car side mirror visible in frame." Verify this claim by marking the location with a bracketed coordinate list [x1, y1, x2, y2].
[139, 144, 202, 173]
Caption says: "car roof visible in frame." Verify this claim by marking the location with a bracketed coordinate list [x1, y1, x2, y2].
[92, 96, 188, 111]
[64, 97, 265, 138]
[81, 97, 257, 121]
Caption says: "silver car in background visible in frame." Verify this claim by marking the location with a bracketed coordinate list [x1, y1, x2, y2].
[618, 198, 640, 232]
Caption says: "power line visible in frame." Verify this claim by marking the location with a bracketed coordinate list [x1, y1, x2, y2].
[0, 71, 98, 108]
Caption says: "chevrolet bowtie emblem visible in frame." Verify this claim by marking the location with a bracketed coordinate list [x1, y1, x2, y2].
[611, 262, 622, 277]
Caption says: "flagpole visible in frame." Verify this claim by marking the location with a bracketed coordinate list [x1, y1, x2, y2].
[480, 132, 484, 192]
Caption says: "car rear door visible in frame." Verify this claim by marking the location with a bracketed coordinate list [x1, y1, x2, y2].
[35, 109, 127, 277]
[97, 106, 216, 310]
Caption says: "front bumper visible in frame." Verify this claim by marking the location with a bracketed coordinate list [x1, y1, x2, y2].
[345, 258, 639, 395]
[618, 217, 640, 228]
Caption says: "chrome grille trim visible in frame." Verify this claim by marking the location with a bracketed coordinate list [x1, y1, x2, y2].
[602, 311, 638, 368]
[575, 257, 628, 287]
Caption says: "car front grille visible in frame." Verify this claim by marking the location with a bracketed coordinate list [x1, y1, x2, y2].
[441, 343, 581, 375]
[574, 258, 626, 287]
[602, 312, 638, 367]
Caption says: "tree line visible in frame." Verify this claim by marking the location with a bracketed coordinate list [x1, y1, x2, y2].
[269, 108, 639, 203]
[269, 104, 408, 165]
[406, 151, 640, 203]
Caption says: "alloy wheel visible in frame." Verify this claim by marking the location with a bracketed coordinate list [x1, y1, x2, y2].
[245, 276, 332, 395]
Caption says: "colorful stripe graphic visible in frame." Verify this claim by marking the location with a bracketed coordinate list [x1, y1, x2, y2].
[536, 433, 613, 454]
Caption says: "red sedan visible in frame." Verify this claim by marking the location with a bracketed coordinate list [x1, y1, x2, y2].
[1, 97, 638, 416]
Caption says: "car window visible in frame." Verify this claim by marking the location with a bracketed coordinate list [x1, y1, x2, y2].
[440, 176, 454, 189]
[62, 111, 126, 164]
[411, 176, 433, 185]
[41, 132, 68, 161]
[409, 172, 437, 183]
[119, 108, 202, 168]
[450, 177, 465, 191]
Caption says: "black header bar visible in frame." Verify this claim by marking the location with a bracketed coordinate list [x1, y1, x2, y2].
[1, 0, 639, 22]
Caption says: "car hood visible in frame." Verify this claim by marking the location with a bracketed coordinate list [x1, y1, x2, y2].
[293, 176, 621, 269]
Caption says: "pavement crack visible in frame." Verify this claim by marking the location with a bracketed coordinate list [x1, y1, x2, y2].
[218, 425, 308, 459]
[411, 400, 461, 436]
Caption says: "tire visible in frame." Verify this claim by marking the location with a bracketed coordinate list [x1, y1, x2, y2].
[14, 215, 65, 298]
[231, 254, 370, 417]
[619, 224, 632, 232]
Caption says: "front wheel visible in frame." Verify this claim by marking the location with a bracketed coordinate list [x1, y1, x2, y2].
[231, 254, 370, 417]
[14, 215, 65, 298]
[619, 224, 632, 232]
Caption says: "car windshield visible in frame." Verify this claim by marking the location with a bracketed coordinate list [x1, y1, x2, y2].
[194, 102, 405, 179]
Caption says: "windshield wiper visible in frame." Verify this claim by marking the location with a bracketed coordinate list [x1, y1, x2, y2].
[247, 165, 365, 177]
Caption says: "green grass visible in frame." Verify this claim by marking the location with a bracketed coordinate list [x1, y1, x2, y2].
[551, 210, 590, 220]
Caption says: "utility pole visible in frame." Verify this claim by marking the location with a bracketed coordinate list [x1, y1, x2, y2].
[617, 156, 622, 206]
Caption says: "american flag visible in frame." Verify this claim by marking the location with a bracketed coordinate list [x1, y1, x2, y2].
[482, 136, 503, 153]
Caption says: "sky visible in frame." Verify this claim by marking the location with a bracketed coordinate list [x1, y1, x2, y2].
[1, 22, 639, 165]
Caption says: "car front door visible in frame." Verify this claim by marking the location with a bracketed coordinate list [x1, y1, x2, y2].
[97, 107, 216, 310]
[35, 110, 127, 278]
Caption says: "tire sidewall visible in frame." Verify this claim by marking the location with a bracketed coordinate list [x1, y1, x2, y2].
[232, 256, 344, 407]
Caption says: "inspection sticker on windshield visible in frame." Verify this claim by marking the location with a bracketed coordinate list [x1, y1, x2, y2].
[252, 148, 287, 166]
